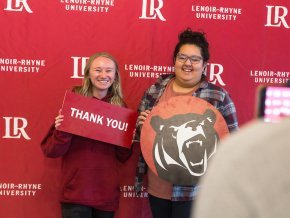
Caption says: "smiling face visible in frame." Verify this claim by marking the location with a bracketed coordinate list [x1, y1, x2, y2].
[89, 56, 116, 98]
[174, 44, 207, 88]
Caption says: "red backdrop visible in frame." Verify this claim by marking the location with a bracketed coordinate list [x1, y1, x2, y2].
[0, 0, 289, 217]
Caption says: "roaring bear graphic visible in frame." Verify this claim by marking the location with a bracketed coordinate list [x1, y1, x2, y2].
[150, 109, 219, 185]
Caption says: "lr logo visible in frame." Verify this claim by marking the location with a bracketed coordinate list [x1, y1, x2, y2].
[206, 63, 226, 86]
[265, 5, 290, 28]
[71, 56, 89, 79]
[139, 0, 166, 21]
[2, 117, 31, 140]
[4, 0, 33, 13]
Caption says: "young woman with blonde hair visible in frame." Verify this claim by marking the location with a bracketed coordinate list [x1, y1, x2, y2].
[41, 52, 131, 218]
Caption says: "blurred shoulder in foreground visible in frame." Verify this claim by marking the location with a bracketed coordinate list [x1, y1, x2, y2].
[193, 118, 290, 218]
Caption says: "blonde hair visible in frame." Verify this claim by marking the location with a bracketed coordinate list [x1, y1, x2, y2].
[73, 52, 125, 107]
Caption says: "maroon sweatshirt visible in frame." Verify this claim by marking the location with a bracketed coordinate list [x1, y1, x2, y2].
[41, 97, 131, 211]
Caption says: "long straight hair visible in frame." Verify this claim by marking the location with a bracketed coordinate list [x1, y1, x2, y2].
[73, 52, 125, 107]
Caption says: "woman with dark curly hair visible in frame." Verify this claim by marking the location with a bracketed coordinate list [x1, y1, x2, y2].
[134, 28, 239, 218]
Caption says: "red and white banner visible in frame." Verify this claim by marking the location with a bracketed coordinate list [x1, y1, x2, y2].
[0, 0, 289, 218]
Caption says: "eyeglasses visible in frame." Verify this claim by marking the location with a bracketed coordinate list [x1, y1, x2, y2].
[176, 53, 203, 64]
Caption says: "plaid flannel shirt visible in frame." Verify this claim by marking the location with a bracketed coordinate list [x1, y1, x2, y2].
[134, 74, 239, 201]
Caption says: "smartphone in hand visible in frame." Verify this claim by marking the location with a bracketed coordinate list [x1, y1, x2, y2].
[257, 85, 290, 123]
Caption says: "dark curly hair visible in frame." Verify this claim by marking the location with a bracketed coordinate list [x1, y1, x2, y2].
[173, 28, 210, 64]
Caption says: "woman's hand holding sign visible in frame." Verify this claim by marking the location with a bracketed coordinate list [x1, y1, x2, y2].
[138, 110, 151, 126]
[55, 109, 64, 129]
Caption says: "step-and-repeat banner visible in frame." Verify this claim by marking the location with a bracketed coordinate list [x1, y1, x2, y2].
[0, 0, 289, 217]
